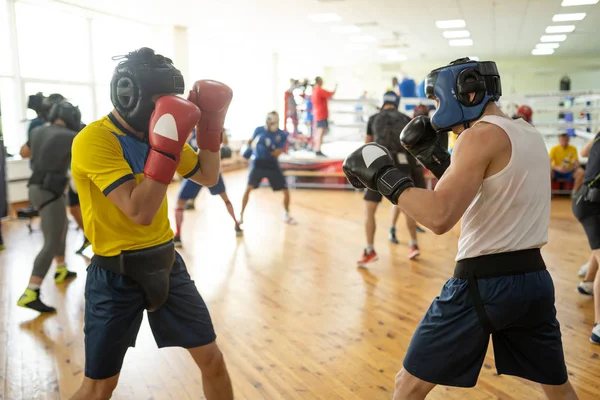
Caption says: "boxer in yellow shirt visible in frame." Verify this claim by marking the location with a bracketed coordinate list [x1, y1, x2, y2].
[69, 47, 234, 400]
[549, 133, 585, 193]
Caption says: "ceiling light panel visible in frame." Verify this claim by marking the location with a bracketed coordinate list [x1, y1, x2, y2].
[541, 34, 567, 42]
[442, 30, 470, 38]
[561, 0, 598, 6]
[552, 13, 586, 21]
[545, 25, 575, 33]
[532, 48, 555, 55]
[435, 19, 466, 29]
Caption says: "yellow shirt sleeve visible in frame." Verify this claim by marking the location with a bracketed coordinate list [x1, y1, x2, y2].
[549, 146, 558, 167]
[177, 143, 200, 179]
[72, 128, 135, 196]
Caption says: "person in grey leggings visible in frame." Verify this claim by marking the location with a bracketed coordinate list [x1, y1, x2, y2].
[17, 100, 80, 313]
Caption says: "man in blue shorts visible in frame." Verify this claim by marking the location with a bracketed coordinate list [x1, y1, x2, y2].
[69, 47, 234, 399]
[174, 129, 242, 246]
[240, 111, 296, 225]
[343, 58, 577, 399]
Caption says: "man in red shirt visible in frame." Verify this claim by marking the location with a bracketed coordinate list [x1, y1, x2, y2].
[312, 76, 336, 157]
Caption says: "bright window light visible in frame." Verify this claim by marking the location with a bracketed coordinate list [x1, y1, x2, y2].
[536, 43, 560, 49]
[541, 34, 567, 42]
[308, 13, 342, 23]
[351, 35, 377, 43]
[449, 39, 473, 46]
[546, 25, 575, 33]
[331, 25, 360, 34]
[442, 30, 470, 39]
[346, 44, 369, 51]
[552, 13, 586, 21]
[561, 0, 598, 6]
[532, 48, 555, 55]
[435, 19, 466, 29]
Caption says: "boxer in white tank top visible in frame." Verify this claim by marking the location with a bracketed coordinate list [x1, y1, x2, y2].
[342, 58, 577, 399]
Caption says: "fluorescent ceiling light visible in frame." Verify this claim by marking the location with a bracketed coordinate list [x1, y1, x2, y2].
[435, 19, 466, 29]
[308, 13, 342, 23]
[561, 0, 598, 6]
[442, 30, 470, 39]
[541, 34, 567, 42]
[545, 25, 575, 33]
[552, 13, 586, 21]
[331, 25, 360, 34]
[536, 43, 560, 49]
[468, 56, 480, 61]
[532, 48, 555, 55]
[449, 39, 473, 46]
[351, 35, 377, 43]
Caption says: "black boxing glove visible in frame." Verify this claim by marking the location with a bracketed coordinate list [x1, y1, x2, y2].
[343, 143, 414, 205]
[400, 116, 451, 179]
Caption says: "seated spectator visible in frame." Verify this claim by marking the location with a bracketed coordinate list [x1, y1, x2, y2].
[549, 133, 585, 193]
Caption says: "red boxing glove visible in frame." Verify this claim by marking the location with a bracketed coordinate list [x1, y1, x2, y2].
[187, 80, 233, 152]
[144, 96, 201, 185]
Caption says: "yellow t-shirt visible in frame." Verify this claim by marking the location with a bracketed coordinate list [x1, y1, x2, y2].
[71, 114, 199, 256]
[549, 144, 578, 169]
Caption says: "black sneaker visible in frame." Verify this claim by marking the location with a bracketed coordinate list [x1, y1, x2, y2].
[75, 236, 91, 254]
[17, 289, 57, 313]
[185, 202, 195, 211]
[389, 227, 399, 244]
[235, 225, 243, 237]
[174, 236, 182, 248]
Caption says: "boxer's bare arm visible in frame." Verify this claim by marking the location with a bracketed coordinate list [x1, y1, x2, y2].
[397, 123, 511, 234]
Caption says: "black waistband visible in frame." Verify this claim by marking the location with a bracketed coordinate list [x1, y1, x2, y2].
[92, 241, 174, 275]
[454, 248, 546, 279]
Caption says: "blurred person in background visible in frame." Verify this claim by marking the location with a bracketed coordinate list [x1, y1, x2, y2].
[311, 76, 336, 157]
[549, 133, 585, 194]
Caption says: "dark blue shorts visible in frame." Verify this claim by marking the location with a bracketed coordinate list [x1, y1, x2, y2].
[554, 171, 574, 181]
[177, 174, 226, 200]
[316, 119, 329, 129]
[84, 252, 216, 379]
[67, 187, 79, 207]
[403, 270, 567, 387]
[248, 162, 287, 191]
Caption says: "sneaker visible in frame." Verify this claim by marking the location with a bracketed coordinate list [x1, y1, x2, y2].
[315, 151, 327, 158]
[579, 263, 589, 277]
[416, 226, 426, 233]
[389, 227, 399, 244]
[284, 215, 297, 225]
[408, 244, 420, 260]
[75, 236, 91, 255]
[174, 236, 182, 248]
[238, 215, 244, 225]
[54, 267, 77, 284]
[577, 281, 594, 296]
[235, 225, 243, 237]
[185, 202, 195, 211]
[591, 324, 600, 345]
[357, 249, 378, 268]
[17, 289, 56, 313]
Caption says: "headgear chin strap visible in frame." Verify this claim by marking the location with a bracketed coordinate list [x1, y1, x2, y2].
[425, 57, 502, 132]
[110, 47, 185, 135]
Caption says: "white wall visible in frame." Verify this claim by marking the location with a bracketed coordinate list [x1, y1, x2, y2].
[323, 57, 600, 103]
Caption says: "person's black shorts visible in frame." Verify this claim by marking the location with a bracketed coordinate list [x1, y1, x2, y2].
[84, 252, 216, 379]
[248, 161, 287, 191]
[403, 262, 567, 387]
[316, 119, 329, 130]
[67, 187, 80, 207]
[572, 194, 600, 249]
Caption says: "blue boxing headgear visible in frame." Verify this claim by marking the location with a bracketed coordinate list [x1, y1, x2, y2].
[382, 91, 400, 108]
[110, 47, 185, 135]
[426, 57, 501, 132]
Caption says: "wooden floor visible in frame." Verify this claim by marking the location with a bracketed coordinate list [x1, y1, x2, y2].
[1, 170, 599, 400]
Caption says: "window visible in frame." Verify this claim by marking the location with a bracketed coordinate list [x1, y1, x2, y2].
[15, 2, 91, 82]
[95, 84, 112, 118]
[0, 78, 22, 154]
[23, 82, 94, 125]
[0, 0, 12, 76]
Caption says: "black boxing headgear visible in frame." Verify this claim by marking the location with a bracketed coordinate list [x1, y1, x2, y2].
[110, 47, 185, 135]
[27, 92, 44, 114]
[47, 101, 82, 131]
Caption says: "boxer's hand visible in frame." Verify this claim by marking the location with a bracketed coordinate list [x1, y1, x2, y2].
[400, 116, 451, 180]
[343, 143, 414, 204]
[187, 80, 233, 152]
[144, 96, 201, 185]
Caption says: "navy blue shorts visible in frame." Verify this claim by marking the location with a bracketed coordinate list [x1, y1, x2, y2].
[177, 174, 226, 200]
[316, 119, 329, 130]
[67, 187, 80, 207]
[248, 162, 287, 191]
[403, 270, 567, 387]
[84, 252, 216, 379]
[553, 171, 574, 181]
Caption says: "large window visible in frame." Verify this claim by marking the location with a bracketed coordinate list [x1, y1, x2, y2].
[15, 2, 91, 82]
[0, 78, 20, 152]
[23, 82, 94, 124]
[0, 0, 12, 76]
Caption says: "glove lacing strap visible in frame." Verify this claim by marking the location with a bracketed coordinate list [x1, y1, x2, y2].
[377, 168, 414, 205]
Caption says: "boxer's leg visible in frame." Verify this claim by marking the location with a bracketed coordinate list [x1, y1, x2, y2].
[240, 163, 264, 224]
[175, 179, 203, 246]
[393, 369, 436, 400]
[359, 192, 380, 267]
[592, 248, 600, 343]
[148, 253, 233, 400]
[405, 213, 420, 260]
[211, 175, 241, 235]
[578, 252, 597, 295]
[541, 381, 579, 400]
[389, 205, 400, 244]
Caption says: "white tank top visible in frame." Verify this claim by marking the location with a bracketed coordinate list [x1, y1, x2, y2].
[456, 115, 551, 261]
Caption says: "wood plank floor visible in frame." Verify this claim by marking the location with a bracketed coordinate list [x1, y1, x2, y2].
[1, 170, 599, 399]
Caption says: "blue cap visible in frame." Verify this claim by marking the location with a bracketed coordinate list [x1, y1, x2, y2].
[382, 91, 400, 108]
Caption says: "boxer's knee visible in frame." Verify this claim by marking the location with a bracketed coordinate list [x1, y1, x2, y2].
[73, 375, 119, 400]
[189, 342, 227, 377]
[393, 368, 435, 400]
